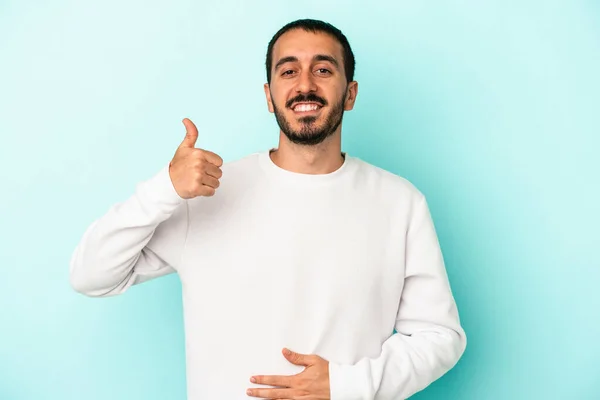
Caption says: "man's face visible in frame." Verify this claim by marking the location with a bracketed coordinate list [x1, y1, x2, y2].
[264, 29, 357, 146]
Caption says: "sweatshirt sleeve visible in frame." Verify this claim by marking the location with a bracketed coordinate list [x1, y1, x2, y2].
[69, 163, 189, 297]
[328, 195, 467, 399]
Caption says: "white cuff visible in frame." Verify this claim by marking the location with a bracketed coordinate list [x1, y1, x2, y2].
[137, 163, 186, 210]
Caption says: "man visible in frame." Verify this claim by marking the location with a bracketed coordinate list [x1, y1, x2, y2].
[70, 18, 466, 399]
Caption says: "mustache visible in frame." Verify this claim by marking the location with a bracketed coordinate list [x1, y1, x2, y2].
[286, 93, 327, 108]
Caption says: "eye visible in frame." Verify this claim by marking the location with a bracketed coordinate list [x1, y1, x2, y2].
[282, 70, 295, 76]
[316, 68, 331, 75]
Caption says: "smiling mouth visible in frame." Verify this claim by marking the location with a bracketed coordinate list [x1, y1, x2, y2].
[291, 102, 324, 114]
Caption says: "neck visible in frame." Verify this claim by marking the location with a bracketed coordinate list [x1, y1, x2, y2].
[270, 130, 345, 175]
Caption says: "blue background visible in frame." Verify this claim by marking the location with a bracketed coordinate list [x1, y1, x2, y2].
[1, 0, 598, 398]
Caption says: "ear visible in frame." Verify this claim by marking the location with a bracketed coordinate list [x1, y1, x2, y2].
[264, 83, 275, 113]
[343, 81, 358, 111]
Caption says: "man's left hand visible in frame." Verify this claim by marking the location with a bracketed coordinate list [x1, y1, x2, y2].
[247, 348, 331, 399]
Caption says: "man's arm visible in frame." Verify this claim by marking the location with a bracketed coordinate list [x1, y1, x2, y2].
[69, 163, 188, 297]
[69, 118, 222, 297]
[328, 194, 467, 399]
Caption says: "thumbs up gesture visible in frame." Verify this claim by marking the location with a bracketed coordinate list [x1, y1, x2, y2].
[169, 118, 224, 199]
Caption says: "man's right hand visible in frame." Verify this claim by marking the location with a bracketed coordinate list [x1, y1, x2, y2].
[169, 118, 224, 199]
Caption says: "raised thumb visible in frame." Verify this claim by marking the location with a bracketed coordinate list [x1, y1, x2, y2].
[181, 118, 198, 148]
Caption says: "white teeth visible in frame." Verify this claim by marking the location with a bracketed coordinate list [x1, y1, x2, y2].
[294, 104, 320, 112]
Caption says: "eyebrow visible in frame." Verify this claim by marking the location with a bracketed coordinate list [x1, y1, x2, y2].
[274, 54, 340, 71]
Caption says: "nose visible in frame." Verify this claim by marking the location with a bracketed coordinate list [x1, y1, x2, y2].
[295, 69, 317, 93]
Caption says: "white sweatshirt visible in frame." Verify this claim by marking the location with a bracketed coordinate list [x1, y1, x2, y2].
[69, 149, 466, 399]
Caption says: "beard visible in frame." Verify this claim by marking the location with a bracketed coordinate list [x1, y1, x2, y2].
[272, 90, 346, 146]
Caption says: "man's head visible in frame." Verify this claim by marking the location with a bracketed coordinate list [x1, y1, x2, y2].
[264, 19, 358, 146]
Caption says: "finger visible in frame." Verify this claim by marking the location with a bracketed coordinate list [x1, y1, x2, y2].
[181, 118, 198, 148]
[201, 149, 224, 167]
[200, 174, 220, 189]
[250, 375, 293, 388]
[283, 348, 312, 366]
[246, 388, 298, 398]
[197, 185, 216, 197]
[203, 163, 223, 180]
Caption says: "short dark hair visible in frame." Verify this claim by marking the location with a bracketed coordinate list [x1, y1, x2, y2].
[265, 19, 356, 84]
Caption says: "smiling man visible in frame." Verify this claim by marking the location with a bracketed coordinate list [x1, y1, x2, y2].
[69, 19, 466, 399]
[265, 30, 351, 150]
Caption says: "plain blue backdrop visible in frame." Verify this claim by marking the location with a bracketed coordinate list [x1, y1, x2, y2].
[0, 1, 598, 399]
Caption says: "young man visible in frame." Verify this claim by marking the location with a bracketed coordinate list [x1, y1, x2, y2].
[70, 19, 466, 400]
